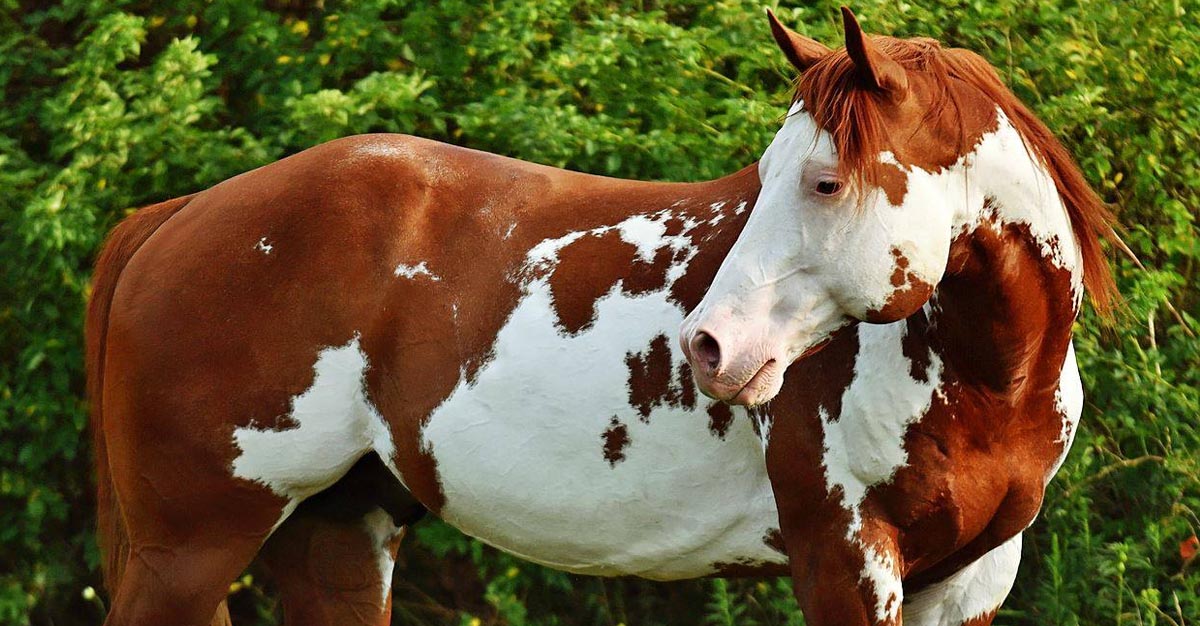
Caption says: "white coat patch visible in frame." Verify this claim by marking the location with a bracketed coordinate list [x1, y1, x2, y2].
[255, 237, 274, 255]
[1048, 341, 1083, 481]
[418, 211, 785, 580]
[617, 214, 670, 263]
[230, 337, 398, 530]
[822, 322, 944, 532]
[904, 533, 1023, 626]
[362, 507, 404, 606]
[820, 321, 943, 621]
[863, 545, 904, 623]
[958, 111, 1085, 302]
[395, 261, 441, 281]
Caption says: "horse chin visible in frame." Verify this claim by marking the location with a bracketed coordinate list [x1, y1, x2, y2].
[729, 358, 785, 407]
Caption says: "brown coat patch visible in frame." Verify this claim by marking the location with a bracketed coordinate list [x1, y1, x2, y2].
[763, 528, 787, 555]
[877, 162, 909, 206]
[902, 310, 934, 384]
[676, 362, 698, 411]
[706, 403, 735, 439]
[623, 246, 675, 295]
[626, 334, 675, 421]
[624, 334, 703, 422]
[962, 610, 998, 626]
[601, 416, 631, 467]
[865, 247, 934, 322]
[549, 229, 640, 334]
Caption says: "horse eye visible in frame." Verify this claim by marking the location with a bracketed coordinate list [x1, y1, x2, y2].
[815, 180, 843, 196]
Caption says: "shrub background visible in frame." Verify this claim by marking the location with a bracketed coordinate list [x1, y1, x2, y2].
[2, 0, 1197, 624]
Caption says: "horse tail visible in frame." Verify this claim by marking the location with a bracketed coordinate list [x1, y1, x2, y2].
[86, 193, 195, 595]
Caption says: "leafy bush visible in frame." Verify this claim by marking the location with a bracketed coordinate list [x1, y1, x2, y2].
[1, 0, 1196, 624]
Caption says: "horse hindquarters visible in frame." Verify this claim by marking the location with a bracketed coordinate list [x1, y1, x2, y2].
[88, 195, 292, 625]
[87, 194, 195, 598]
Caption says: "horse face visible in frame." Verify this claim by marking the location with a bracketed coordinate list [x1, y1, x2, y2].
[680, 9, 966, 406]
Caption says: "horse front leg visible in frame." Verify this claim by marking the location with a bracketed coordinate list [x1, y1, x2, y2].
[779, 512, 905, 626]
[259, 507, 405, 626]
[762, 402, 906, 623]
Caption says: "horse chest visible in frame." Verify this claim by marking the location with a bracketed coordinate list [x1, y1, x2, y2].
[779, 319, 1080, 587]
[818, 319, 1081, 509]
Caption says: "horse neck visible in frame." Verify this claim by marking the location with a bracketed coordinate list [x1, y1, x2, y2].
[928, 115, 1082, 399]
[656, 164, 762, 311]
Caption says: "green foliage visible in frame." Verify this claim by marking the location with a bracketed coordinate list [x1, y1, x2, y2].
[1, 0, 1197, 624]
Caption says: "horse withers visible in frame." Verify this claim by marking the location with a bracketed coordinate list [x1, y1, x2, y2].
[86, 8, 1115, 626]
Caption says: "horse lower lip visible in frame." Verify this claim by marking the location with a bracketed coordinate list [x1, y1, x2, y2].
[731, 360, 776, 405]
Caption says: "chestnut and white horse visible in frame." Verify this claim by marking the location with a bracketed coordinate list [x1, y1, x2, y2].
[87, 8, 1114, 626]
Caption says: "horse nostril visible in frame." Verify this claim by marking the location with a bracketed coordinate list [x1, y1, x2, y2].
[690, 331, 722, 375]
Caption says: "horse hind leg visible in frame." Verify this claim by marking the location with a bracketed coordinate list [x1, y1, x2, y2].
[104, 450, 418, 626]
[101, 486, 288, 626]
[902, 533, 1024, 626]
[100, 412, 295, 625]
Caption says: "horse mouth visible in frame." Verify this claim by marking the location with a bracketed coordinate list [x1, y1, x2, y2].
[730, 359, 779, 406]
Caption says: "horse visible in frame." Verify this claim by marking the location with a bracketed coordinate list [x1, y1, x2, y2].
[86, 7, 1115, 626]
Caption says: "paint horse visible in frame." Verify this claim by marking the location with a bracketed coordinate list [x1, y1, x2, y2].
[87, 8, 1115, 626]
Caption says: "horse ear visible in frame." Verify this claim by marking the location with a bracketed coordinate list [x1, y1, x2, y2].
[840, 7, 908, 96]
[767, 9, 830, 72]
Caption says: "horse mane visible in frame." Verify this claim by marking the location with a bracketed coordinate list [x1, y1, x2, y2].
[795, 36, 1118, 316]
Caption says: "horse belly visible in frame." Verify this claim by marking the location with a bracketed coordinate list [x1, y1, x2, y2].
[419, 279, 786, 580]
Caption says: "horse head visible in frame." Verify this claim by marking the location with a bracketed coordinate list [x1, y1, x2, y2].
[681, 7, 1114, 406]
